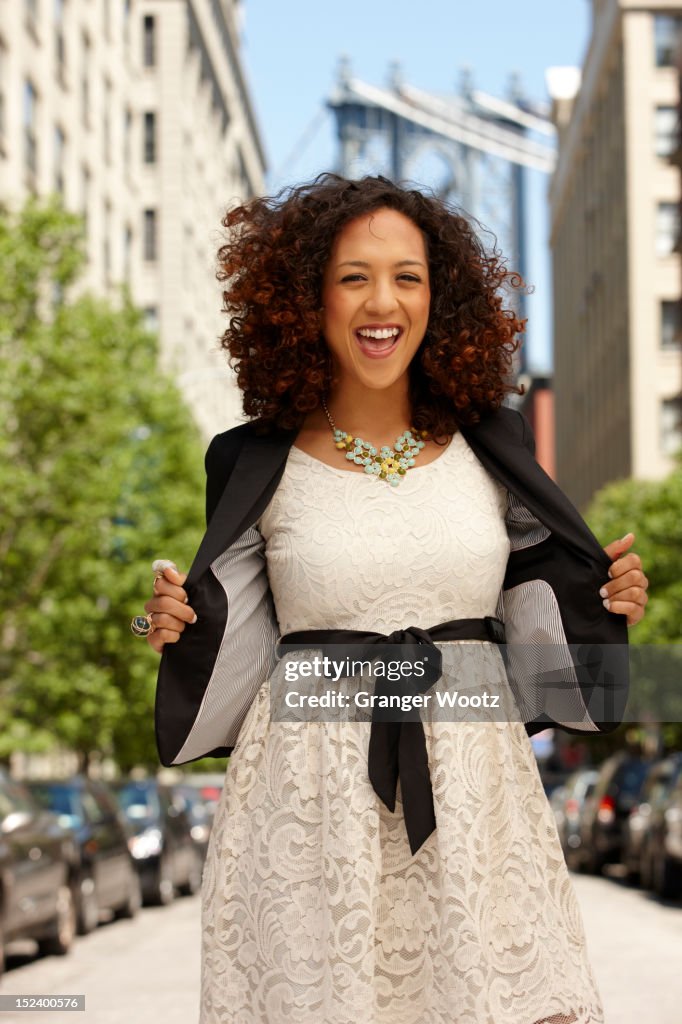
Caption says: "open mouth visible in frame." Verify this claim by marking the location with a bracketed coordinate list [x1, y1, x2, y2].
[354, 326, 403, 359]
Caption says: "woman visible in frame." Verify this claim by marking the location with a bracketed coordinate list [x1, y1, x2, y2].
[139, 175, 648, 1024]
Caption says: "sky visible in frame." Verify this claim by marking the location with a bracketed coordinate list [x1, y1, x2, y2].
[239, 1, 592, 373]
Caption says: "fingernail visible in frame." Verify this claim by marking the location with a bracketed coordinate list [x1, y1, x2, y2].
[607, 569, 613, 578]
[191, 613, 198, 624]
[602, 598, 610, 610]
[599, 586, 608, 598]
[184, 596, 189, 604]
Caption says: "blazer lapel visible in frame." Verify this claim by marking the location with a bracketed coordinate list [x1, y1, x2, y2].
[186, 427, 297, 587]
[461, 414, 611, 571]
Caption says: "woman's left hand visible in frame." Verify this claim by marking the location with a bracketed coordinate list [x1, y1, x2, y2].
[601, 532, 649, 627]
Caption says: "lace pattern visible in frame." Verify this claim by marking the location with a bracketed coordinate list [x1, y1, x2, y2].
[200, 431, 604, 1023]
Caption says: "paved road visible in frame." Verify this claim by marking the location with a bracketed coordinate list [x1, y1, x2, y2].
[0, 871, 680, 1023]
[572, 868, 682, 1024]
[0, 896, 201, 1024]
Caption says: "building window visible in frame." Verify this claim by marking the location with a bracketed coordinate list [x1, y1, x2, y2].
[24, 79, 38, 178]
[81, 163, 90, 236]
[143, 15, 156, 68]
[654, 14, 682, 67]
[661, 300, 682, 349]
[0, 42, 6, 145]
[142, 111, 155, 162]
[25, 0, 39, 33]
[655, 201, 680, 256]
[143, 208, 157, 260]
[660, 396, 682, 455]
[143, 306, 159, 333]
[124, 107, 132, 170]
[103, 200, 111, 284]
[54, 123, 65, 195]
[103, 77, 111, 164]
[124, 224, 132, 283]
[54, 0, 66, 78]
[654, 105, 678, 158]
[81, 31, 90, 128]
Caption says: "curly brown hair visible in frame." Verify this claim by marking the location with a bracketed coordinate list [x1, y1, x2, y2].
[216, 173, 526, 435]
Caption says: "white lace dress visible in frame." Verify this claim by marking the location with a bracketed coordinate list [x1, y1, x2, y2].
[199, 431, 605, 1024]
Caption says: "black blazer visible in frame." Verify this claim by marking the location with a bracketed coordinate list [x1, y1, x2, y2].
[154, 406, 629, 767]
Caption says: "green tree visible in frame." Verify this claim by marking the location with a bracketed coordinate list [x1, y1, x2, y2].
[585, 458, 682, 753]
[0, 196, 213, 771]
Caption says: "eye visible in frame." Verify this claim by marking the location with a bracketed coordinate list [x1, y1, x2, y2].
[340, 274, 366, 283]
[398, 273, 421, 283]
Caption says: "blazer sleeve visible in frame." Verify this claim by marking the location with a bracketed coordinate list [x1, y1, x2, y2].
[500, 410, 629, 738]
[154, 426, 278, 767]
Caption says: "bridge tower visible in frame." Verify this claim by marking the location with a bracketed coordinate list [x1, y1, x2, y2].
[327, 60, 556, 376]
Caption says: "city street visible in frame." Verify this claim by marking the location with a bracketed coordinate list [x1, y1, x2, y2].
[0, 870, 680, 1023]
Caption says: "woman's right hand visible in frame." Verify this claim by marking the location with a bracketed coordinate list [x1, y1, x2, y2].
[143, 564, 197, 654]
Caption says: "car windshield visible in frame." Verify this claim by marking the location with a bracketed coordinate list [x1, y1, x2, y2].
[116, 784, 160, 824]
[615, 761, 649, 795]
[30, 784, 82, 828]
[176, 790, 209, 825]
[0, 778, 38, 817]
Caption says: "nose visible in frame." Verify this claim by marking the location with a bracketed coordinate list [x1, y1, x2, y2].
[364, 276, 399, 317]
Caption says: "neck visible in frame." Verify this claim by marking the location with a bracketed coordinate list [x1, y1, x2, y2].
[324, 379, 413, 439]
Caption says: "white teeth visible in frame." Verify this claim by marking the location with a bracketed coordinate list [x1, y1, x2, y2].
[357, 327, 400, 340]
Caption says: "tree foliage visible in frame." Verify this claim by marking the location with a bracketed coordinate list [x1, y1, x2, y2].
[585, 457, 682, 752]
[0, 196, 212, 770]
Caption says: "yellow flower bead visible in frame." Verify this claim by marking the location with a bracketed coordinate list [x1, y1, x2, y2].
[335, 441, 347, 450]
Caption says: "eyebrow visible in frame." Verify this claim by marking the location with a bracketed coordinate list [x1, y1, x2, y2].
[336, 259, 426, 269]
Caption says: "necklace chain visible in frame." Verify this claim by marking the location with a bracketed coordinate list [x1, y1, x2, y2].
[321, 396, 428, 487]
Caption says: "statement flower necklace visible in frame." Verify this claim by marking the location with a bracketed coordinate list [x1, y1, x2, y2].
[322, 397, 429, 487]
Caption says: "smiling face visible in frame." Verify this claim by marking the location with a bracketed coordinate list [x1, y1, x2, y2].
[320, 207, 431, 393]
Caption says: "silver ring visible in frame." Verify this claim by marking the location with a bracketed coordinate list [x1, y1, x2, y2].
[131, 613, 156, 638]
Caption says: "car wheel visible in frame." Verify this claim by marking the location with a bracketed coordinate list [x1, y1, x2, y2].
[653, 852, 682, 900]
[640, 843, 654, 890]
[583, 843, 604, 876]
[75, 872, 99, 935]
[178, 853, 202, 897]
[149, 855, 174, 907]
[37, 884, 76, 957]
[115, 868, 142, 920]
[623, 864, 641, 887]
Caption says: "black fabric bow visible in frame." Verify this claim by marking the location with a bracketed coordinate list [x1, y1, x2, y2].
[277, 616, 505, 856]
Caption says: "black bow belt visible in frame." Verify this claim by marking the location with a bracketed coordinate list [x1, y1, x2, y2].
[276, 616, 506, 856]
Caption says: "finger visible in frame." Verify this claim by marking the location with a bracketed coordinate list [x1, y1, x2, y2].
[147, 628, 181, 653]
[602, 568, 648, 594]
[602, 587, 649, 608]
[153, 576, 188, 603]
[163, 566, 188, 588]
[148, 612, 188, 634]
[603, 533, 635, 561]
[608, 552, 642, 578]
[144, 595, 197, 623]
[604, 598, 646, 622]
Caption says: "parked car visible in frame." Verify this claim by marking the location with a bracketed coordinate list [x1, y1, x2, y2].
[569, 753, 650, 874]
[0, 769, 79, 978]
[623, 753, 682, 887]
[639, 755, 682, 899]
[113, 779, 202, 905]
[27, 777, 142, 934]
[550, 768, 599, 862]
[172, 784, 214, 862]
